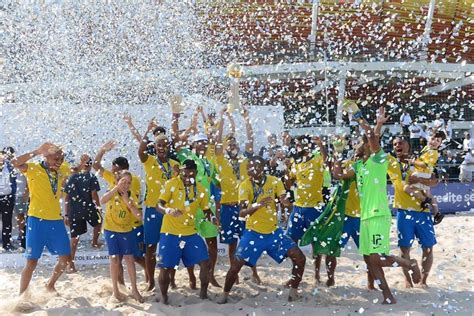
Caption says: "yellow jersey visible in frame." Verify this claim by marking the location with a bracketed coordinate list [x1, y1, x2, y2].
[239, 175, 286, 234]
[289, 155, 324, 207]
[414, 146, 439, 174]
[342, 160, 360, 217]
[142, 154, 179, 207]
[159, 176, 209, 236]
[387, 155, 424, 212]
[23, 162, 69, 220]
[102, 169, 143, 227]
[215, 153, 248, 204]
[103, 192, 137, 233]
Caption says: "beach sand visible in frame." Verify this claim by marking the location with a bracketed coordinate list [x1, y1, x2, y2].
[1, 213, 473, 315]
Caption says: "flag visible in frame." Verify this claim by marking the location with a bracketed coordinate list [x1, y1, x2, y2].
[300, 180, 351, 257]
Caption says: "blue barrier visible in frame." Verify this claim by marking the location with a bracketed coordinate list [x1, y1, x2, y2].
[388, 182, 474, 213]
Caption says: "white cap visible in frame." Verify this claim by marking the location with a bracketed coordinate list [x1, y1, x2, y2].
[191, 133, 208, 143]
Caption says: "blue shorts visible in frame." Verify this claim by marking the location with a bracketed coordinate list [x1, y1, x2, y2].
[210, 183, 221, 202]
[340, 216, 360, 248]
[104, 230, 136, 256]
[158, 233, 209, 268]
[25, 216, 71, 260]
[219, 204, 244, 244]
[287, 205, 323, 241]
[236, 228, 297, 267]
[132, 225, 145, 258]
[144, 207, 163, 246]
[397, 209, 437, 248]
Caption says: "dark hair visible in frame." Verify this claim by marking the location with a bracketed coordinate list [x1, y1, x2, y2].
[112, 156, 129, 170]
[182, 159, 197, 170]
[433, 130, 446, 140]
[393, 135, 411, 149]
[2, 147, 14, 155]
[153, 126, 167, 136]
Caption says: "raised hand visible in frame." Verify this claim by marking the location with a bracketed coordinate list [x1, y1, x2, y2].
[100, 140, 116, 153]
[376, 106, 390, 125]
[146, 117, 157, 132]
[123, 114, 133, 125]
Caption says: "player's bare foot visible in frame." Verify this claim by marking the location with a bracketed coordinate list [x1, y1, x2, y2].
[91, 242, 103, 248]
[189, 275, 197, 290]
[326, 277, 335, 287]
[170, 280, 177, 289]
[216, 293, 229, 304]
[45, 284, 57, 294]
[420, 282, 429, 289]
[157, 294, 169, 305]
[210, 277, 221, 288]
[113, 291, 127, 302]
[251, 274, 262, 285]
[405, 279, 414, 288]
[199, 288, 208, 299]
[288, 288, 301, 302]
[382, 295, 397, 304]
[131, 290, 144, 303]
[146, 281, 155, 292]
[409, 259, 422, 284]
[367, 283, 377, 291]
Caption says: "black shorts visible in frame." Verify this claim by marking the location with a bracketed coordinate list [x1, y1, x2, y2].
[69, 209, 101, 238]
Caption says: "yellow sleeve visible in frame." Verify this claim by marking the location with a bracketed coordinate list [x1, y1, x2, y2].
[102, 169, 115, 186]
[239, 181, 252, 203]
[131, 175, 141, 203]
[170, 159, 180, 177]
[60, 162, 72, 177]
[420, 150, 439, 167]
[275, 178, 286, 197]
[159, 180, 173, 204]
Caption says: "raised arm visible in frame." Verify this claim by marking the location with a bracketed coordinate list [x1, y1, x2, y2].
[138, 118, 157, 163]
[214, 108, 226, 156]
[374, 106, 390, 139]
[123, 114, 142, 143]
[12, 142, 59, 173]
[93, 140, 116, 175]
[226, 110, 236, 136]
[242, 107, 254, 154]
[312, 135, 328, 163]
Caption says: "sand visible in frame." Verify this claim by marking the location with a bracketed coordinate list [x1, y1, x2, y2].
[1, 213, 473, 316]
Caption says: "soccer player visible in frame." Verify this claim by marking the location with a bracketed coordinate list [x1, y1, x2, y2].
[390, 137, 439, 288]
[101, 170, 144, 302]
[285, 135, 330, 285]
[214, 107, 260, 284]
[93, 141, 146, 284]
[137, 120, 179, 291]
[171, 106, 220, 288]
[12, 143, 71, 295]
[64, 154, 102, 273]
[155, 159, 212, 304]
[333, 107, 421, 304]
[218, 156, 306, 304]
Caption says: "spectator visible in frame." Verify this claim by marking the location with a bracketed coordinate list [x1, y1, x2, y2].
[433, 113, 445, 131]
[409, 120, 422, 154]
[445, 119, 453, 141]
[459, 150, 474, 183]
[0, 148, 17, 251]
[419, 124, 429, 148]
[281, 130, 292, 154]
[463, 132, 474, 152]
[14, 172, 28, 249]
[400, 110, 412, 136]
[259, 133, 278, 160]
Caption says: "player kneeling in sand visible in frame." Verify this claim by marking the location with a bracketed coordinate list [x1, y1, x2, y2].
[218, 156, 306, 304]
[155, 159, 212, 304]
